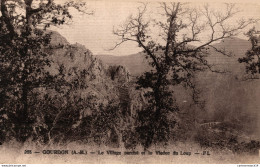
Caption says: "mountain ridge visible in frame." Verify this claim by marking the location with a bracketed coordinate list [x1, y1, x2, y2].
[96, 37, 251, 76]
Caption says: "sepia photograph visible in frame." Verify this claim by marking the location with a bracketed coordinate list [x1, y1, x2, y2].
[0, 0, 260, 164]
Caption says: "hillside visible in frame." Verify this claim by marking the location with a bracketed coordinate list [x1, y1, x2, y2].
[199, 38, 260, 137]
[34, 31, 136, 142]
[46, 31, 131, 105]
[97, 37, 260, 138]
[96, 53, 151, 76]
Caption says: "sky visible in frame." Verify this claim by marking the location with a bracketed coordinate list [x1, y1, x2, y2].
[52, 0, 260, 56]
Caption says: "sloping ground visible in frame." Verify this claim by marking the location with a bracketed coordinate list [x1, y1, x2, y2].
[197, 38, 260, 136]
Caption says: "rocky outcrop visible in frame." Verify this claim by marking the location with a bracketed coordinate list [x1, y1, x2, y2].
[44, 31, 133, 111]
[107, 65, 130, 83]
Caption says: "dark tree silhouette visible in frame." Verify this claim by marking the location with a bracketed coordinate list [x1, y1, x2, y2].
[113, 2, 256, 149]
[239, 27, 260, 78]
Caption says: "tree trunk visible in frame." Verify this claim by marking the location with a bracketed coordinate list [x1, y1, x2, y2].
[17, 83, 30, 142]
[257, 55, 260, 74]
[21, 84, 29, 120]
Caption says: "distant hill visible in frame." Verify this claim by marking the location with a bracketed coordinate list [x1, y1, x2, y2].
[96, 52, 151, 76]
[206, 37, 251, 74]
[96, 37, 251, 76]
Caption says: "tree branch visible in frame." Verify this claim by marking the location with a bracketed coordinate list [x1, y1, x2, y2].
[165, 2, 180, 60]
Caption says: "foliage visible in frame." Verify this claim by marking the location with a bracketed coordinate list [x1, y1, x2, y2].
[66, 100, 124, 147]
[0, 0, 92, 143]
[239, 27, 260, 78]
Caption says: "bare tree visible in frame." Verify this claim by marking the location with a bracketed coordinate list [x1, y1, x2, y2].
[113, 2, 257, 148]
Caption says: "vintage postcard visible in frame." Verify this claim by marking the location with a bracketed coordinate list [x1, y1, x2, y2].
[0, 0, 259, 164]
